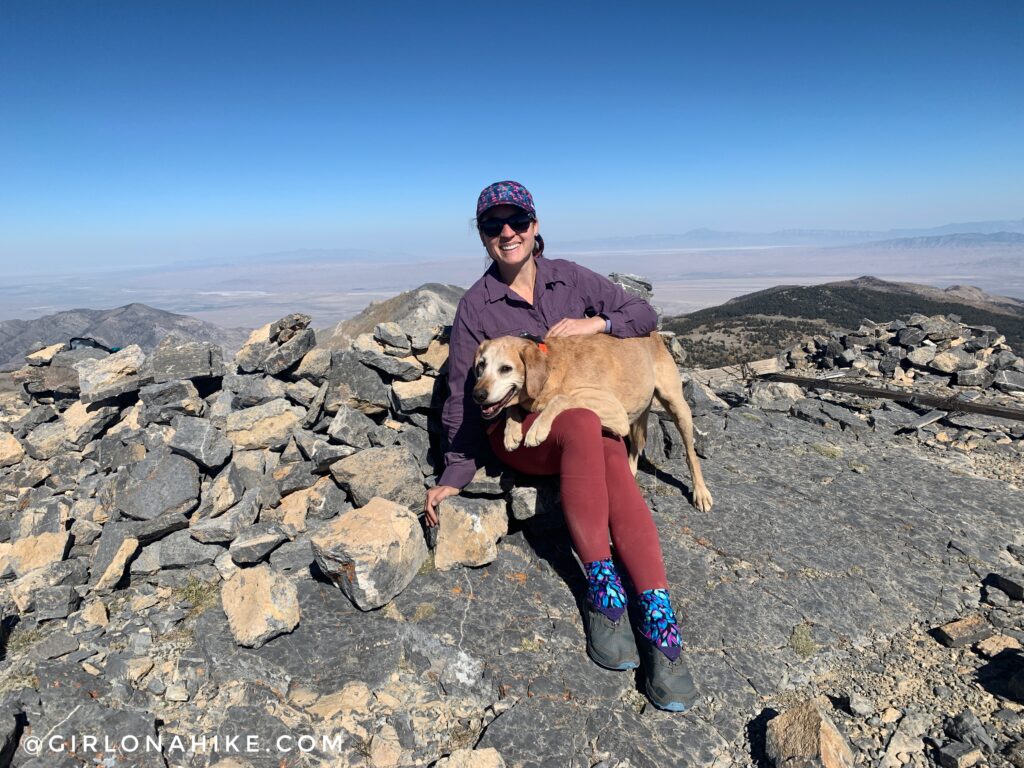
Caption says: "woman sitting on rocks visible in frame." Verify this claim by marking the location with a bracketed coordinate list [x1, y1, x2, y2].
[423, 180, 698, 712]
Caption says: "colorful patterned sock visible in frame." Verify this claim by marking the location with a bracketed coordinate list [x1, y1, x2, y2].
[637, 588, 682, 661]
[584, 558, 627, 622]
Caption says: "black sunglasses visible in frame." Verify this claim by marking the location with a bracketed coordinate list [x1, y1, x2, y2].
[478, 212, 535, 238]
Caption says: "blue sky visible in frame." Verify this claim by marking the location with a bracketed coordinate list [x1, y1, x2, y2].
[1, 0, 1022, 273]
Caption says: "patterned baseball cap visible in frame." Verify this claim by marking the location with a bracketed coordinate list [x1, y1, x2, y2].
[475, 180, 536, 218]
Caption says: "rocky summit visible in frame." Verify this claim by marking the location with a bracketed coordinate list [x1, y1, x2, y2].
[0, 284, 1022, 768]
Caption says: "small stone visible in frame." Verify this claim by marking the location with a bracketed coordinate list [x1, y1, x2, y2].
[974, 634, 1022, 658]
[165, 683, 190, 701]
[169, 416, 232, 469]
[766, 698, 854, 768]
[74, 345, 147, 403]
[936, 742, 983, 768]
[434, 497, 508, 571]
[934, 615, 993, 648]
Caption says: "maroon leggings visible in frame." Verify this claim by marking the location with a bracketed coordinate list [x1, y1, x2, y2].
[487, 408, 668, 592]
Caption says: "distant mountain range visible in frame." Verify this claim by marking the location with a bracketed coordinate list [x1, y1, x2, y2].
[560, 219, 1024, 251]
[0, 303, 250, 371]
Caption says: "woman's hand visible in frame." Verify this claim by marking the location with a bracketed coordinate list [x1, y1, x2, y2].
[546, 316, 606, 338]
[423, 485, 459, 527]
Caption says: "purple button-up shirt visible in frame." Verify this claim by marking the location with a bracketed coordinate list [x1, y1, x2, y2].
[438, 257, 659, 489]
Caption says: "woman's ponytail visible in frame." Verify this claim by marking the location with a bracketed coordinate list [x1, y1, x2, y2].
[533, 233, 545, 258]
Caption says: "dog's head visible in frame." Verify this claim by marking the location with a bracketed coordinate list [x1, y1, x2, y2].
[471, 336, 549, 420]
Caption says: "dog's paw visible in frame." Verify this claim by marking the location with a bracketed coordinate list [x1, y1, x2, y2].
[691, 486, 714, 513]
[523, 419, 551, 447]
[503, 429, 522, 452]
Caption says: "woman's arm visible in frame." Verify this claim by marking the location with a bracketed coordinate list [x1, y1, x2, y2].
[571, 262, 659, 338]
[437, 301, 486, 490]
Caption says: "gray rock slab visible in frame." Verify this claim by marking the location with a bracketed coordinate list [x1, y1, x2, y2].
[169, 414, 232, 468]
[147, 335, 224, 383]
[264, 327, 315, 374]
[113, 452, 201, 520]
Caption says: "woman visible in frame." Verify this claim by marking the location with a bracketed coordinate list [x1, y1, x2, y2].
[423, 180, 697, 711]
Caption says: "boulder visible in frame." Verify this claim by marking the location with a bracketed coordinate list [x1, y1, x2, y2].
[221, 563, 300, 648]
[327, 405, 377, 449]
[113, 453, 201, 521]
[235, 323, 273, 373]
[169, 415, 233, 469]
[329, 446, 424, 507]
[0, 432, 25, 468]
[435, 497, 508, 570]
[147, 335, 224, 383]
[61, 400, 121, 448]
[74, 344, 147, 403]
[225, 399, 305, 450]
[139, 380, 204, 424]
[7, 530, 70, 578]
[264, 328, 316, 375]
[391, 376, 439, 412]
[311, 496, 427, 609]
[326, 351, 390, 415]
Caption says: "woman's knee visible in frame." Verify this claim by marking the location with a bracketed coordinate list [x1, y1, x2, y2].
[550, 408, 603, 443]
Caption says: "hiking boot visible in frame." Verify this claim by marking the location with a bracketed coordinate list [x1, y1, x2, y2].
[639, 638, 698, 712]
[585, 605, 640, 671]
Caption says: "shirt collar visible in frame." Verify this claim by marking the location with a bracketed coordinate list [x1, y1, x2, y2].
[482, 258, 567, 304]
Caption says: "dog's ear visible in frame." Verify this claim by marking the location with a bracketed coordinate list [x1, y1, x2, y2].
[520, 341, 549, 400]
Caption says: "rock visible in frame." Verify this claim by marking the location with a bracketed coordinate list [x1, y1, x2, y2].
[956, 366, 995, 388]
[190, 489, 261, 544]
[990, 572, 1024, 600]
[791, 399, 867, 432]
[139, 379, 204, 424]
[311, 496, 427, 610]
[994, 370, 1024, 393]
[881, 712, 929, 767]
[358, 347, 423, 381]
[225, 399, 305, 450]
[61, 400, 121, 448]
[906, 346, 937, 366]
[113, 452, 201, 521]
[92, 536, 139, 591]
[25, 342, 65, 366]
[329, 446, 424, 507]
[765, 698, 853, 768]
[937, 742, 983, 768]
[210, 463, 246, 516]
[155, 529, 223, 569]
[418, 338, 449, 373]
[509, 482, 560, 521]
[327, 405, 377, 449]
[934, 614, 994, 648]
[225, 373, 288, 408]
[7, 531, 70, 578]
[374, 322, 410, 350]
[32, 630, 79, 660]
[22, 420, 65, 460]
[285, 378, 319, 406]
[684, 378, 729, 415]
[391, 376, 439, 412]
[270, 313, 311, 343]
[843, 691, 874, 717]
[229, 522, 288, 564]
[74, 344, 147, 403]
[169, 415, 232, 468]
[235, 323, 273, 373]
[945, 710, 996, 753]
[434, 748, 506, 768]
[0, 432, 25, 467]
[748, 381, 805, 411]
[148, 335, 224, 382]
[930, 348, 977, 374]
[264, 328, 316, 375]
[295, 346, 333, 383]
[326, 351, 390, 415]
[221, 563, 300, 648]
[435, 497, 508, 570]
[974, 633, 1021, 658]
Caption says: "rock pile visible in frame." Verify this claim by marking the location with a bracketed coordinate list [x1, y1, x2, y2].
[784, 313, 1024, 396]
[0, 300, 546, 765]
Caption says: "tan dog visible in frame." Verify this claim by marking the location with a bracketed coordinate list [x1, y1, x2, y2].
[472, 333, 713, 512]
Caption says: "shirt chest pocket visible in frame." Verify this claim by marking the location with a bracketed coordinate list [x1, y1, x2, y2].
[481, 323, 526, 341]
